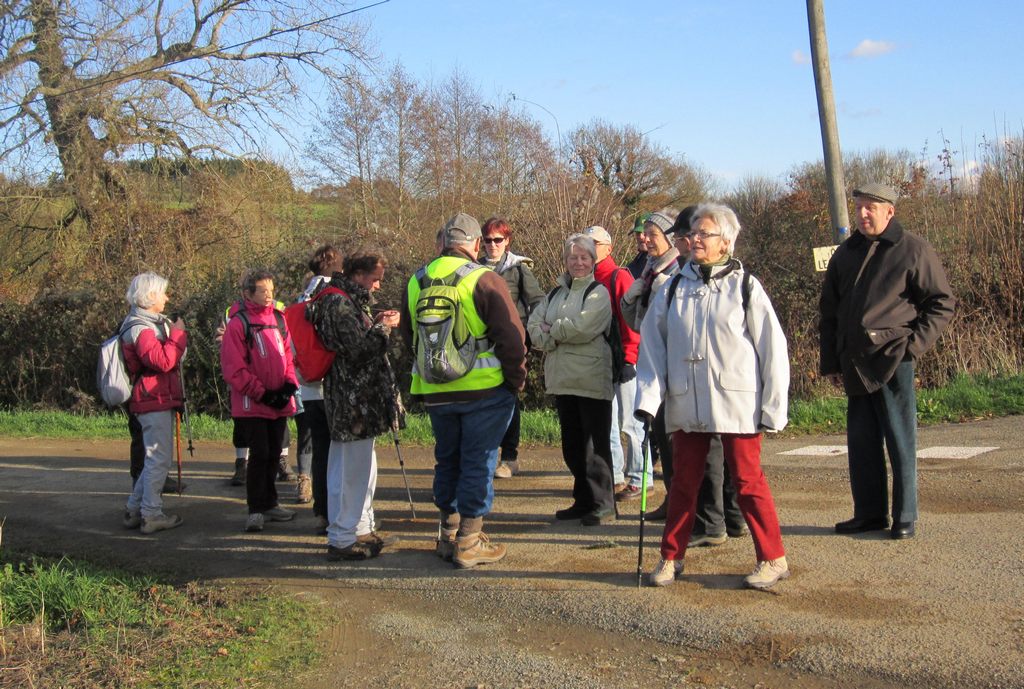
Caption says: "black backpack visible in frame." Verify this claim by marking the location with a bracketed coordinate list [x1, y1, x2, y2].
[546, 279, 627, 384]
[665, 266, 753, 313]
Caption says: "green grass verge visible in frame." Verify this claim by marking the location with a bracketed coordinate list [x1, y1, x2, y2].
[0, 551, 317, 688]
[2, 373, 1023, 443]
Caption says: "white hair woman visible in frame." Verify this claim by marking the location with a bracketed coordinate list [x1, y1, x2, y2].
[634, 202, 791, 589]
[121, 271, 188, 534]
[527, 233, 616, 525]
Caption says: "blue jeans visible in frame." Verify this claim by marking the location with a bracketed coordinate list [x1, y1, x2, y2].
[428, 387, 515, 519]
[846, 361, 918, 523]
[611, 376, 647, 487]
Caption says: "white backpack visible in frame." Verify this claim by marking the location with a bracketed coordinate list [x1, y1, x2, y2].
[96, 319, 143, 407]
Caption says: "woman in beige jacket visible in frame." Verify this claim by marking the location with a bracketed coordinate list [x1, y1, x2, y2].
[528, 234, 615, 525]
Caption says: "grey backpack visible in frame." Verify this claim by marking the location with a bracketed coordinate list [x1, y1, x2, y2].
[96, 319, 143, 407]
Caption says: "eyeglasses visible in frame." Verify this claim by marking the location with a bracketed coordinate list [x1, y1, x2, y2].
[482, 236, 506, 245]
[688, 231, 722, 241]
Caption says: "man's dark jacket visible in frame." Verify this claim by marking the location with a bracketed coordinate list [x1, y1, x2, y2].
[819, 219, 955, 395]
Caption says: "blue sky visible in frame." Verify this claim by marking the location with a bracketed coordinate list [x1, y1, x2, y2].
[350, 0, 1024, 187]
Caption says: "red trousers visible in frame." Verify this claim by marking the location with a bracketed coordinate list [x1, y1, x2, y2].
[661, 431, 785, 562]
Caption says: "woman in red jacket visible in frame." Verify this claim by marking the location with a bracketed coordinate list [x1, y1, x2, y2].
[121, 272, 188, 535]
[220, 269, 300, 533]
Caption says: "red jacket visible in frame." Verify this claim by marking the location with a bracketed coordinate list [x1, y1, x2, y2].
[220, 299, 298, 419]
[121, 310, 187, 414]
[594, 256, 640, 365]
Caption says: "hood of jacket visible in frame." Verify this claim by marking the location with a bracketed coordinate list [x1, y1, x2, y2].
[486, 250, 535, 275]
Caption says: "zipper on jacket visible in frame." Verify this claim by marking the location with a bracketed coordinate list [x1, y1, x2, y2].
[688, 285, 708, 430]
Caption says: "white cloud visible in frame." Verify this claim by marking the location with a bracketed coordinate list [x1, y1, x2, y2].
[848, 39, 895, 59]
[791, 49, 810, 65]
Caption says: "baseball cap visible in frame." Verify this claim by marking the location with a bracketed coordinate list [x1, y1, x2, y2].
[583, 225, 612, 245]
[442, 212, 482, 242]
[632, 213, 651, 233]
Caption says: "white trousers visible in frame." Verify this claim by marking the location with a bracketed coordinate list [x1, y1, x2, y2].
[326, 437, 377, 548]
[126, 410, 175, 519]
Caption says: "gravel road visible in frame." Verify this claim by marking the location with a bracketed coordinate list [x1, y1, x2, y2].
[1, 416, 1022, 688]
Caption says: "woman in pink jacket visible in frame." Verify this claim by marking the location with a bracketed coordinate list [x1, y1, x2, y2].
[121, 272, 188, 535]
[220, 269, 300, 533]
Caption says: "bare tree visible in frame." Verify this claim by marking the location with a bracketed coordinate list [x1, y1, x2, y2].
[0, 0, 369, 228]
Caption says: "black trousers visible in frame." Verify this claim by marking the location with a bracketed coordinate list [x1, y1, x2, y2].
[128, 411, 145, 483]
[234, 416, 287, 514]
[295, 399, 331, 517]
[499, 398, 521, 462]
[691, 435, 745, 536]
[555, 395, 614, 513]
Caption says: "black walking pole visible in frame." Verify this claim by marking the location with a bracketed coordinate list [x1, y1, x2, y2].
[636, 415, 652, 588]
[391, 429, 417, 519]
[384, 354, 416, 518]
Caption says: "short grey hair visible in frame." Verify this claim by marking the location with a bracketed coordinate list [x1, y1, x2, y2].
[690, 202, 742, 249]
[125, 271, 168, 308]
[562, 233, 597, 264]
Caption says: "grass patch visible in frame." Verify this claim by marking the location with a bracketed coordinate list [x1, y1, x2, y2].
[0, 551, 317, 688]
[2, 373, 1023, 443]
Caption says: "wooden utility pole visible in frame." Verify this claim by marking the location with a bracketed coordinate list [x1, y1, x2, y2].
[806, 0, 849, 243]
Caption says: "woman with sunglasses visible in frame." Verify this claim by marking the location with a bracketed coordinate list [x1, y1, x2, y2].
[479, 217, 544, 479]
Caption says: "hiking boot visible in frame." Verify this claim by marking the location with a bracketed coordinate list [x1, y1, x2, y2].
[314, 515, 329, 535]
[689, 532, 728, 547]
[357, 531, 397, 554]
[646, 501, 669, 522]
[263, 506, 296, 522]
[327, 541, 377, 561]
[494, 460, 519, 478]
[615, 484, 649, 502]
[140, 513, 182, 535]
[230, 458, 247, 486]
[581, 507, 616, 526]
[276, 455, 293, 482]
[649, 558, 684, 587]
[245, 513, 264, 532]
[123, 509, 141, 529]
[436, 526, 458, 561]
[744, 557, 790, 590]
[161, 477, 186, 494]
[295, 474, 312, 504]
[554, 503, 590, 521]
[453, 532, 506, 569]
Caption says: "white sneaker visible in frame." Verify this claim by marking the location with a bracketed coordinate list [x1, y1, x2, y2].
[744, 557, 790, 590]
[263, 506, 295, 522]
[245, 513, 265, 532]
[649, 558, 684, 587]
[123, 509, 141, 529]
[140, 513, 182, 534]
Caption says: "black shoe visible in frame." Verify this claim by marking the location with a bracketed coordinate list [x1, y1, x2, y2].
[581, 508, 616, 526]
[646, 501, 668, 522]
[161, 478, 186, 494]
[890, 521, 915, 539]
[230, 458, 246, 486]
[727, 524, 750, 538]
[326, 542, 377, 561]
[835, 516, 889, 534]
[555, 503, 590, 520]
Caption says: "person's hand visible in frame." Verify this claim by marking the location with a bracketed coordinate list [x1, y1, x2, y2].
[376, 309, 400, 328]
[171, 316, 186, 332]
[215, 324, 226, 344]
[619, 363, 636, 383]
[277, 382, 298, 398]
[636, 410, 654, 435]
[624, 278, 644, 301]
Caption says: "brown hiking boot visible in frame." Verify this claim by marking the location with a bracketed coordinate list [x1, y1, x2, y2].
[436, 526, 458, 561]
[453, 532, 506, 569]
[295, 474, 312, 504]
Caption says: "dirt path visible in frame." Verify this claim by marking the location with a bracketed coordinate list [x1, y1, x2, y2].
[1, 418, 1022, 688]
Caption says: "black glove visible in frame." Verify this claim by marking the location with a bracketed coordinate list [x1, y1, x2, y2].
[619, 363, 636, 383]
[278, 382, 298, 398]
[259, 390, 288, 409]
[636, 411, 654, 436]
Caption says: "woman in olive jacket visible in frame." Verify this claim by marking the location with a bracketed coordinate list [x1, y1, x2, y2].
[528, 234, 615, 526]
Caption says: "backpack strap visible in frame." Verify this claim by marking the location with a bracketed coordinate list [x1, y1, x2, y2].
[234, 309, 286, 349]
[516, 264, 528, 313]
[741, 270, 752, 313]
[665, 272, 685, 308]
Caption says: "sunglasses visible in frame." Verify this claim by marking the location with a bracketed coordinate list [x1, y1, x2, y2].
[482, 236, 506, 245]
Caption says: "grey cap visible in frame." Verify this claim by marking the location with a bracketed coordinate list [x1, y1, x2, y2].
[443, 212, 482, 242]
[583, 225, 612, 245]
[853, 183, 898, 205]
[645, 211, 677, 237]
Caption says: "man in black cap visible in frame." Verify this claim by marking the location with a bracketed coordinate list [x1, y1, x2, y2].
[820, 183, 955, 540]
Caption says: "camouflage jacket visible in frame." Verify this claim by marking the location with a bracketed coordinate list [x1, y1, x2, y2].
[307, 274, 398, 442]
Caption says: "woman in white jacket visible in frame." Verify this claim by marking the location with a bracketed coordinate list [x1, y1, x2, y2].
[634, 203, 791, 590]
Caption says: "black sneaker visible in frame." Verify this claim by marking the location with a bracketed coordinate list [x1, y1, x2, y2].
[356, 531, 398, 553]
[326, 542, 377, 561]
[554, 503, 590, 520]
